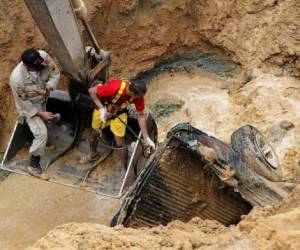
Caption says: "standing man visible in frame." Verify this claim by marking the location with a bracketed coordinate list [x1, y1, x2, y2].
[9, 48, 60, 179]
[81, 79, 155, 176]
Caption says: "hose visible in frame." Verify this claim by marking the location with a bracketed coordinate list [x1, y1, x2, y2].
[97, 115, 153, 158]
[98, 132, 127, 150]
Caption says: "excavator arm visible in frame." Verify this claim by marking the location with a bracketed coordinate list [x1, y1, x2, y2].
[24, 0, 111, 84]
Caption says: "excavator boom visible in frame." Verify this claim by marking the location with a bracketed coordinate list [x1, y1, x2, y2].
[24, 0, 88, 81]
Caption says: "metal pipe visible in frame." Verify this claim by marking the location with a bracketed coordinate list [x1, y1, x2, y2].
[81, 19, 101, 54]
[118, 129, 142, 196]
[71, 0, 87, 19]
[71, 0, 101, 54]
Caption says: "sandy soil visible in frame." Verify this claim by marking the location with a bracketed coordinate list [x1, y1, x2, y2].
[28, 187, 300, 250]
[238, 186, 300, 250]
[0, 175, 121, 250]
[28, 219, 256, 250]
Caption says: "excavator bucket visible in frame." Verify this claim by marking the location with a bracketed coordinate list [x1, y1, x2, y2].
[1, 91, 157, 197]
[24, 0, 88, 81]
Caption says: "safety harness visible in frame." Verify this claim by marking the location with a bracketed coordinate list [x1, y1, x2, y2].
[106, 80, 132, 116]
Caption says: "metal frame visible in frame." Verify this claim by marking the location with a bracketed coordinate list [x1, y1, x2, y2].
[0, 112, 154, 199]
[0, 129, 142, 199]
[1, 121, 19, 166]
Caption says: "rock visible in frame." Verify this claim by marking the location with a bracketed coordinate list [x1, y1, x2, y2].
[150, 99, 184, 122]
[279, 120, 295, 130]
[266, 125, 286, 144]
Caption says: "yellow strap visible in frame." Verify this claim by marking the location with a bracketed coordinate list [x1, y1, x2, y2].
[112, 80, 127, 104]
[107, 80, 127, 112]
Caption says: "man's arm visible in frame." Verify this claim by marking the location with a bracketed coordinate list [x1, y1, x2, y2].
[137, 112, 156, 149]
[88, 86, 104, 109]
[10, 77, 52, 121]
[137, 112, 149, 139]
[40, 51, 60, 90]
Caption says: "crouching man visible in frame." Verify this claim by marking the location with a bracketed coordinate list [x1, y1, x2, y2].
[81, 79, 155, 176]
[9, 48, 60, 179]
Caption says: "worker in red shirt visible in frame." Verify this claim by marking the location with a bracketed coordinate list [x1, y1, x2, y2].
[81, 79, 155, 175]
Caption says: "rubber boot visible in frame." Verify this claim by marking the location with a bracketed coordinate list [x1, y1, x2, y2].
[27, 155, 49, 180]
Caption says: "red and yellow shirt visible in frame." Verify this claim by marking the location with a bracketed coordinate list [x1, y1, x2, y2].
[96, 79, 145, 113]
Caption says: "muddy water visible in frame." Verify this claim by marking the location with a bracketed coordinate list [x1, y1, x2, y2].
[146, 69, 300, 182]
[146, 68, 233, 141]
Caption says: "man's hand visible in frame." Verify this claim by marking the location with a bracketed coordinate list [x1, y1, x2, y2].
[92, 79, 103, 87]
[33, 88, 47, 96]
[144, 137, 156, 150]
[100, 107, 107, 122]
[33, 86, 54, 96]
[38, 111, 54, 122]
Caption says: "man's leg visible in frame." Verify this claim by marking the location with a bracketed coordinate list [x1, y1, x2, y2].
[27, 115, 48, 158]
[26, 115, 49, 179]
[115, 136, 128, 172]
[80, 109, 107, 164]
[110, 113, 128, 173]
[89, 128, 100, 158]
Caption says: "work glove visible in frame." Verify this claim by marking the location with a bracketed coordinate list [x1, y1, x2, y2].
[144, 137, 156, 150]
[99, 107, 107, 122]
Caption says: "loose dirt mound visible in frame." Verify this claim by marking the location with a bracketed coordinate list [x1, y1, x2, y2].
[238, 186, 300, 250]
[27, 219, 256, 250]
[28, 186, 300, 250]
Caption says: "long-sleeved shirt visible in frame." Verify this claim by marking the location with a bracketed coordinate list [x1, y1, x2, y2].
[9, 50, 60, 118]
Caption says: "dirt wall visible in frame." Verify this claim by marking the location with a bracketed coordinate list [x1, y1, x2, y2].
[1, 0, 300, 149]
[85, 0, 300, 76]
[0, 0, 45, 149]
